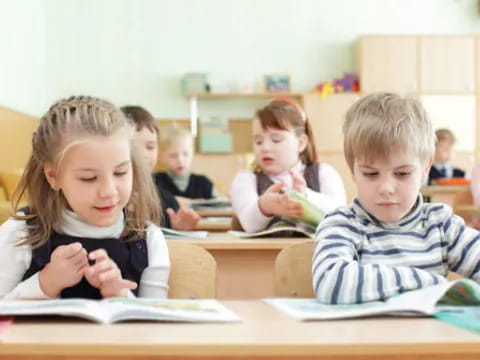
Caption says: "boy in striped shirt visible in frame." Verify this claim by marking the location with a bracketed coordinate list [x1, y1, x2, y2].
[313, 92, 480, 304]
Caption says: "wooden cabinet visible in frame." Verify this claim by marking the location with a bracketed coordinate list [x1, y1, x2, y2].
[303, 93, 358, 152]
[303, 93, 359, 202]
[419, 36, 475, 93]
[358, 35, 476, 95]
[356, 36, 418, 94]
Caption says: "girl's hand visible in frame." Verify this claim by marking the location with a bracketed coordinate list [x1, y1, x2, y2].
[39, 242, 88, 297]
[289, 170, 307, 193]
[258, 183, 303, 218]
[167, 207, 202, 231]
[84, 249, 137, 298]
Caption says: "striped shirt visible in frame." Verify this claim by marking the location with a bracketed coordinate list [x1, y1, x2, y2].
[312, 196, 480, 304]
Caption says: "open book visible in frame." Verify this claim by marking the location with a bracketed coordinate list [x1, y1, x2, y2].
[0, 298, 240, 324]
[188, 197, 232, 211]
[228, 190, 324, 239]
[264, 279, 480, 322]
[161, 227, 209, 239]
[229, 221, 315, 239]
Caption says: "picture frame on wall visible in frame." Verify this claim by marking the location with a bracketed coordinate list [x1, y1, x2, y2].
[264, 74, 290, 93]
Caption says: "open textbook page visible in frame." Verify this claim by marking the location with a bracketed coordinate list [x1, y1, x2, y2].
[264, 279, 480, 320]
[161, 227, 209, 239]
[228, 190, 324, 239]
[189, 197, 232, 211]
[0, 298, 240, 324]
[229, 222, 315, 239]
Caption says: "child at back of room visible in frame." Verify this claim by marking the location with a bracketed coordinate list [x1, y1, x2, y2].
[155, 126, 220, 204]
[0, 96, 170, 300]
[427, 128, 466, 184]
[121, 105, 201, 230]
[230, 97, 347, 233]
[313, 92, 480, 304]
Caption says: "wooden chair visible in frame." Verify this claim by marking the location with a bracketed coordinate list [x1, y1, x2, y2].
[452, 188, 477, 226]
[0, 169, 23, 201]
[167, 241, 216, 299]
[0, 201, 13, 225]
[274, 240, 314, 298]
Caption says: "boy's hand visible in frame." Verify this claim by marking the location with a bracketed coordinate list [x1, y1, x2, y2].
[258, 183, 303, 218]
[167, 207, 202, 231]
[84, 249, 137, 298]
[289, 170, 307, 193]
[39, 242, 88, 297]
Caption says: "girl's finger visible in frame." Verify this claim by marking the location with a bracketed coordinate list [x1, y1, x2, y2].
[88, 248, 108, 262]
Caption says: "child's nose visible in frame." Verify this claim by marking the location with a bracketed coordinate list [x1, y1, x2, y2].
[379, 178, 395, 195]
[98, 177, 118, 198]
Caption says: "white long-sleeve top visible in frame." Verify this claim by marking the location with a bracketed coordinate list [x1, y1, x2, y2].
[230, 162, 346, 233]
[0, 210, 170, 300]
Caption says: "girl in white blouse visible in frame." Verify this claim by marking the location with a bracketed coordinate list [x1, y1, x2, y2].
[230, 98, 346, 233]
[0, 96, 169, 300]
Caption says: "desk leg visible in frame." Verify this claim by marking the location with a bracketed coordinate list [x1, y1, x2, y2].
[208, 249, 279, 299]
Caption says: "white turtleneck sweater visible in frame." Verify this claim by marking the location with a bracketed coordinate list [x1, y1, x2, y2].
[230, 161, 346, 233]
[313, 196, 480, 304]
[0, 210, 170, 300]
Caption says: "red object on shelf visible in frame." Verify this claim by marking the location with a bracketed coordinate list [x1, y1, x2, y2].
[434, 178, 471, 186]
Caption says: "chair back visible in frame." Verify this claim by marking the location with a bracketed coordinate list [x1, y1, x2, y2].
[167, 241, 216, 298]
[0, 202, 13, 225]
[274, 241, 314, 297]
[0, 169, 23, 201]
[452, 189, 476, 226]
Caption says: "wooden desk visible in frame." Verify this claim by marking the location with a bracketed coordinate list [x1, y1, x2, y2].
[168, 233, 311, 299]
[421, 185, 469, 207]
[195, 216, 232, 231]
[1, 301, 480, 360]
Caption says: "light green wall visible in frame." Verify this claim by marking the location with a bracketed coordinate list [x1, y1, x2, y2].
[1, 0, 480, 117]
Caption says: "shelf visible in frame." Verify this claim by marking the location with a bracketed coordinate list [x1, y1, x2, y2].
[184, 92, 304, 99]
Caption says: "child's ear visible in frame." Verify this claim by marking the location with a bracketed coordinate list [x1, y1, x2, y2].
[297, 134, 308, 153]
[44, 163, 59, 191]
[422, 157, 433, 183]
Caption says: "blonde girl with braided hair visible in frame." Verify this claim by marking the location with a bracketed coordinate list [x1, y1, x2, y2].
[0, 96, 170, 300]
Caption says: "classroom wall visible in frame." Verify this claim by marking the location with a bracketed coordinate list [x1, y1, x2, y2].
[1, 0, 480, 118]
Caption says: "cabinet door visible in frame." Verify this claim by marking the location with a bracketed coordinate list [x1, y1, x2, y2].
[421, 95, 475, 175]
[303, 93, 358, 152]
[419, 36, 475, 93]
[357, 36, 418, 94]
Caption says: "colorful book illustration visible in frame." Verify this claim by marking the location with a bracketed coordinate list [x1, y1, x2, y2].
[282, 190, 325, 228]
[264, 279, 480, 330]
[0, 298, 240, 324]
[228, 190, 324, 239]
[161, 227, 209, 239]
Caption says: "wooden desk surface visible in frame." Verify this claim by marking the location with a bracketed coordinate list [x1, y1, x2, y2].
[1, 301, 479, 360]
[421, 185, 469, 196]
[174, 232, 310, 250]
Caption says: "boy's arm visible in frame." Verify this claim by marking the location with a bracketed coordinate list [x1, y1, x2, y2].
[313, 214, 446, 304]
[444, 213, 480, 282]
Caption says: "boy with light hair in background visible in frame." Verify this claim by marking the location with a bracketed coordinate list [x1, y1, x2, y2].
[428, 128, 465, 184]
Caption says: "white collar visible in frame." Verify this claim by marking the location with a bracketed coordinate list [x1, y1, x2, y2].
[268, 162, 305, 189]
[60, 209, 124, 238]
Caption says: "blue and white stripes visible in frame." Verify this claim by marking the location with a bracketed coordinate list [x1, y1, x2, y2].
[312, 197, 480, 304]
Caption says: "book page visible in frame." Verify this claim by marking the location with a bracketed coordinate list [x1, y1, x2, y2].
[101, 298, 241, 323]
[264, 279, 480, 321]
[0, 299, 106, 323]
[161, 227, 209, 239]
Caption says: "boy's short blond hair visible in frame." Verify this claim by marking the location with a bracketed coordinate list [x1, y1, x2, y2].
[343, 92, 434, 169]
[435, 128, 456, 145]
[158, 125, 192, 152]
